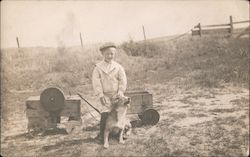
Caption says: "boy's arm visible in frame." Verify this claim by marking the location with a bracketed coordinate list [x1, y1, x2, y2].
[92, 67, 104, 98]
[118, 66, 127, 95]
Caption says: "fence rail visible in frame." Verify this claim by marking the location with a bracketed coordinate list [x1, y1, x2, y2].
[192, 16, 250, 37]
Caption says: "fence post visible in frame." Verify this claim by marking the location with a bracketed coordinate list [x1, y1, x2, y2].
[229, 16, 234, 36]
[16, 37, 20, 48]
[142, 25, 148, 55]
[80, 32, 83, 48]
[142, 25, 147, 41]
[198, 23, 202, 37]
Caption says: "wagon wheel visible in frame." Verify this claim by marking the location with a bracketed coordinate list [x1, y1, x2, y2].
[40, 87, 65, 112]
[138, 109, 160, 125]
[40, 87, 65, 124]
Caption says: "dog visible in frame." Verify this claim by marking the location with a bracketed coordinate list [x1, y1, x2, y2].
[103, 96, 131, 148]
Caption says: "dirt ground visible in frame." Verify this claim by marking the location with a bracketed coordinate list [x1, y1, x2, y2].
[1, 79, 249, 157]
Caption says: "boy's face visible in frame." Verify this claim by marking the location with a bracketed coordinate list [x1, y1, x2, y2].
[102, 47, 116, 63]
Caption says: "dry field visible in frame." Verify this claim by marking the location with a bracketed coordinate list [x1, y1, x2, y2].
[1, 36, 249, 156]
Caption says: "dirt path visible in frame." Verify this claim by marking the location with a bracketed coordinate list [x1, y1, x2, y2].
[1, 83, 249, 157]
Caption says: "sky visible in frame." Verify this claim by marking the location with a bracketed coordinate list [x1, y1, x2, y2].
[1, 0, 249, 48]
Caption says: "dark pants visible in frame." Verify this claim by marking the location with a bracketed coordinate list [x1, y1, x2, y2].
[99, 112, 109, 143]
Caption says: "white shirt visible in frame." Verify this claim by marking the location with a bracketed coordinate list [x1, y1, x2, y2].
[92, 60, 127, 98]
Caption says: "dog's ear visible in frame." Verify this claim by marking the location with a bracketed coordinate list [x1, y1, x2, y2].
[111, 96, 120, 105]
[123, 97, 131, 105]
[127, 97, 131, 103]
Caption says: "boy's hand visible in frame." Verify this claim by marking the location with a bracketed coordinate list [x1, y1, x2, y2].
[100, 97, 107, 106]
[117, 91, 124, 97]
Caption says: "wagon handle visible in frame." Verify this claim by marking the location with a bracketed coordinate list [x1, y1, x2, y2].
[77, 93, 101, 114]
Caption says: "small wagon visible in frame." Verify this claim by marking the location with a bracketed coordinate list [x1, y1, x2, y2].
[26, 87, 81, 132]
[125, 90, 160, 125]
[25, 87, 160, 132]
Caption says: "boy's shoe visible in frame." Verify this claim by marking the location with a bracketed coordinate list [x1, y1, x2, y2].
[94, 133, 103, 143]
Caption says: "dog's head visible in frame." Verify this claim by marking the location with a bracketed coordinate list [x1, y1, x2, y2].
[111, 95, 131, 109]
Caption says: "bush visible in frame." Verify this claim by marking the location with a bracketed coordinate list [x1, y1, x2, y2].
[120, 40, 165, 57]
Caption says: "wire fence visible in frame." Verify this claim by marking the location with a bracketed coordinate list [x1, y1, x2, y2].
[13, 15, 249, 49]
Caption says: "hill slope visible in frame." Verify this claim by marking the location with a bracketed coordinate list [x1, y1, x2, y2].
[1, 35, 249, 156]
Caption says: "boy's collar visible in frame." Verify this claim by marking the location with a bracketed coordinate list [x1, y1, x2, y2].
[104, 60, 113, 64]
[96, 60, 117, 74]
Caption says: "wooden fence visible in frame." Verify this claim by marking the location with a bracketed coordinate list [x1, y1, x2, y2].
[192, 16, 249, 36]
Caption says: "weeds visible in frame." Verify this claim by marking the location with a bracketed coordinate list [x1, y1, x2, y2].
[1, 36, 249, 93]
[120, 36, 249, 88]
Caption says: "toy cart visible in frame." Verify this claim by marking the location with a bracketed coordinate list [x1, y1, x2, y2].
[25, 87, 160, 133]
[125, 90, 160, 125]
[26, 87, 81, 133]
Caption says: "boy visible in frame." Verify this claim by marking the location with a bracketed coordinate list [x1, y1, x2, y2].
[92, 42, 127, 108]
[92, 42, 127, 141]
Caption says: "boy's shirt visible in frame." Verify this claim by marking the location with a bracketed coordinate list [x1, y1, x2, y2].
[92, 60, 127, 98]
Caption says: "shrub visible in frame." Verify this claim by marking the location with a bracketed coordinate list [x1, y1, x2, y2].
[120, 40, 165, 57]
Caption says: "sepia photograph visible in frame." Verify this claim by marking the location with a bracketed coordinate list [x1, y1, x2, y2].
[0, 0, 249, 156]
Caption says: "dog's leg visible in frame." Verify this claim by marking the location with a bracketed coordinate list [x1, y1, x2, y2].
[103, 129, 110, 148]
[119, 128, 125, 144]
[124, 124, 132, 139]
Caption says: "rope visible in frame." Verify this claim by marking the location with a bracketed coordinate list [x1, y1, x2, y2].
[77, 93, 101, 121]
[77, 93, 101, 114]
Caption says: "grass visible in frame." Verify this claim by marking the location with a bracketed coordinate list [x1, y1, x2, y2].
[120, 36, 249, 88]
[1, 36, 249, 94]
[1, 35, 249, 157]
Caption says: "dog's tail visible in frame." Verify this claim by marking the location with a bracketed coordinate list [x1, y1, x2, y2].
[77, 93, 101, 114]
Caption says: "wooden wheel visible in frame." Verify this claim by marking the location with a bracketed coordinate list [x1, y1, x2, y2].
[40, 87, 65, 112]
[138, 109, 160, 125]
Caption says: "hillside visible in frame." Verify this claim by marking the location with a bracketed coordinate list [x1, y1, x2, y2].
[1, 35, 249, 156]
[1, 35, 248, 91]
